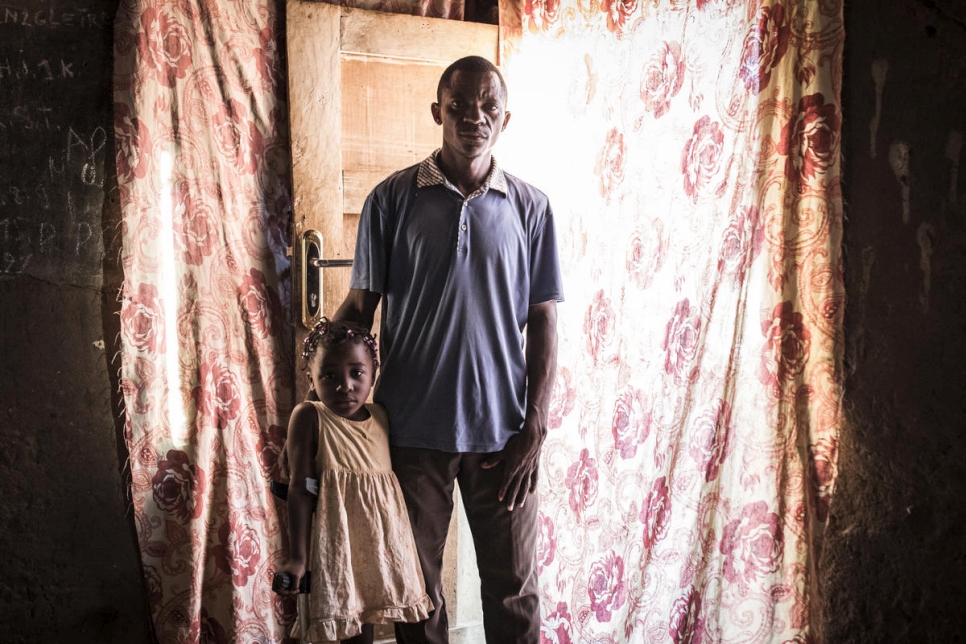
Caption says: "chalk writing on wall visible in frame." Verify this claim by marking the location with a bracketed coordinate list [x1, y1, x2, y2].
[0, 0, 115, 287]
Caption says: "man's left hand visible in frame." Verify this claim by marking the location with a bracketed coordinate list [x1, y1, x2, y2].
[481, 418, 546, 511]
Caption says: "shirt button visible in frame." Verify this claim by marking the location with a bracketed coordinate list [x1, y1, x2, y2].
[461, 224, 467, 231]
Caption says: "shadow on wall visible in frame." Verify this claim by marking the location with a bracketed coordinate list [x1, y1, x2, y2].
[821, 0, 966, 640]
[0, 0, 155, 641]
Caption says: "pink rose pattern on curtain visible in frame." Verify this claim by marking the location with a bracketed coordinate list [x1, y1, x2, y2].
[114, 0, 295, 641]
[499, 0, 843, 641]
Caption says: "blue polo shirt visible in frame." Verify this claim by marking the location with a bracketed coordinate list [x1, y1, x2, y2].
[350, 152, 564, 452]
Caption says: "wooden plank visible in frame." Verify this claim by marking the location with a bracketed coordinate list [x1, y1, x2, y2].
[341, 55, 445, 213]
[340, 5, 498, 63]
[344, 170, 391, 215]
[287, 0, 361, 331]
[286, 0, 341, 405]
[287, 0, 343, 267]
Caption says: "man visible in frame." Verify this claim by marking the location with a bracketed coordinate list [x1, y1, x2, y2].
[335, 55, 563, 644]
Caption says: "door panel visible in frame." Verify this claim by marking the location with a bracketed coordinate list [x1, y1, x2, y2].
[341, 55, 451, 214]
[287, 1, 498, 361]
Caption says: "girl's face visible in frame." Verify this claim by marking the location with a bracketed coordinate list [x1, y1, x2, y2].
[308, 341, 374, 422]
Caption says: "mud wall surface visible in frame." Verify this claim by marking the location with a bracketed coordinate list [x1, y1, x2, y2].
[0, 1, 153, 641]
[822, 0, 966, 641]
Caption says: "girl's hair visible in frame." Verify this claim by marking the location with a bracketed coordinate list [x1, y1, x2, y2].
[301, 317, 379, 370]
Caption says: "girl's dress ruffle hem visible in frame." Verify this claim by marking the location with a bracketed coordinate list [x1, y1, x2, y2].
[296, 593, 435, 642]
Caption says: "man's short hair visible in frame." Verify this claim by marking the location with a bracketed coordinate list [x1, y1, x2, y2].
[436, 56, 507, 103]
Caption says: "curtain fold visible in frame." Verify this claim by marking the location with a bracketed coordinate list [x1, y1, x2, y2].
[114, 0, 295, 640]
[497, 0, 843, 640]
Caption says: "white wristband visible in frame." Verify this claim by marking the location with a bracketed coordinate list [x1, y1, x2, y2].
[305, 478, 319, 496]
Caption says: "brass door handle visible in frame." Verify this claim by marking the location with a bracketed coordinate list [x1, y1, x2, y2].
[309, 258, 353, 268]
[299, 231, 353, 329]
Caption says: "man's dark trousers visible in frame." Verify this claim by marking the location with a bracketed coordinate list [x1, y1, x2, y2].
[390, 447, 540, 644]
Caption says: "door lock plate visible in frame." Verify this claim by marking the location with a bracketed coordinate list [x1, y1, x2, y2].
[299, 230, 353, 329]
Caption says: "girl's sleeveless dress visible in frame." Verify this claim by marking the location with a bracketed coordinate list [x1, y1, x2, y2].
[299, 401, 433, 642]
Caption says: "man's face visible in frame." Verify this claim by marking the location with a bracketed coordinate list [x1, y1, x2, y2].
[432, 70, 511, 163]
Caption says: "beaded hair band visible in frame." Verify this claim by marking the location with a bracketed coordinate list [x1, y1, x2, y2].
[301, 317, 379, 369]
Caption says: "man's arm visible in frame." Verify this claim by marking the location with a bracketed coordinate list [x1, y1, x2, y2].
[482, 300, 558, 510]
[334, 288, 382, 330]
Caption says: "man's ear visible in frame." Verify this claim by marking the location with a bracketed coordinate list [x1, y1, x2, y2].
[431, 102, 442, 125]
[502, 111, 512, 131]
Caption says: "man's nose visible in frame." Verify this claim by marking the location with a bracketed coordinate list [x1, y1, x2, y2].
[462, 102, 484, 123]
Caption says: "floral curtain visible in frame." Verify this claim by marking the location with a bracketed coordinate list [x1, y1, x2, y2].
[497, 0, 843, 641]
[114, 0, 295, 641]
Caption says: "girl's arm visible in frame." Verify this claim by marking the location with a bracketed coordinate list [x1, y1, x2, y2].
[278, 401, 319, 593]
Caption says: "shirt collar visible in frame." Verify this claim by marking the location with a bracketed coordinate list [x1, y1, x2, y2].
[416, 149, 508, 196]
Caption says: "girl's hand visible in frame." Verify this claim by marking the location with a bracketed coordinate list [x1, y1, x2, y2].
[273, 560, 307, 595]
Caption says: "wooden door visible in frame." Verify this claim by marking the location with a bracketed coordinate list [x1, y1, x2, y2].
[286, 1, 499, 398]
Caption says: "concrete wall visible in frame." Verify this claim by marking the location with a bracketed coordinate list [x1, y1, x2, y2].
[2, 0, 964, 641]
[820, 0, 966, 640]
[0, 281, 153, 643]
[0, 2, 154, 641]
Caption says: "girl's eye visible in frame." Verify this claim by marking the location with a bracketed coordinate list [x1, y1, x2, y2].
[352, 369, 365, 378]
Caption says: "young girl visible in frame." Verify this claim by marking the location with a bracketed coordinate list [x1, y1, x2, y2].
[275, 318, 433, 644]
